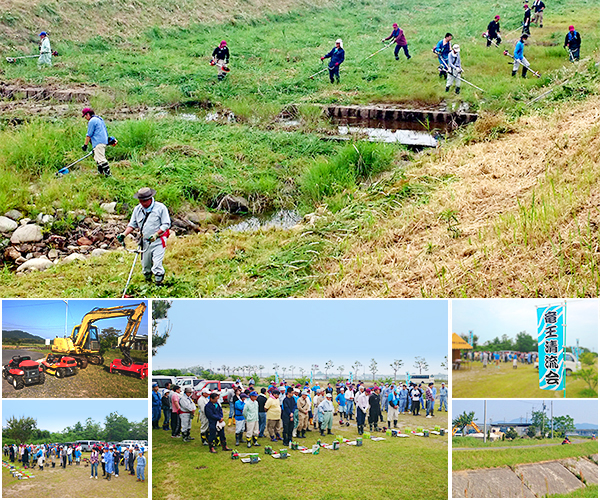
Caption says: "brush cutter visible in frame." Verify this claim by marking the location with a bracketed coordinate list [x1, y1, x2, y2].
[56, 151, 93, 176]
[482, 33, 501, 48]
[440, 60, 486, 92]
[119, 238, 143, 298]
[503, 50, 541, 77]
[5, 55, 39, 63]
[565, 46, 577, 63]
[361, 41, 395, 62]
[308, 66, 329, 80]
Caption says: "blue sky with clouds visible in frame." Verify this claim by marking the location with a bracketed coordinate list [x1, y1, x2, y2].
[2, 299, 148, 340]
[452, 299, 598, 352]
[154, 299, 449, 376]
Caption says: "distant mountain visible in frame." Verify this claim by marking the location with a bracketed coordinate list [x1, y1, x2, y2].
[575, 423, 598, 430]
[2, 330, 45, 342]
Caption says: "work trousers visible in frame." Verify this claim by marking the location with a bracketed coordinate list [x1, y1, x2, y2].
[388, 406, 399, 422]
[533, 11, 543, 25]
[297, 412, 309, 431]
[171, 412, 181, 436]
[322, 411, 333, 430]
[162, 408, 171, 430]
[137, 464, 145, 481]
[91, 463, 98, 477]
[267, 419, 282, 439]
[246, 420, 259, 438]
[180, 413, 193, 434]
[258, 412, 267, 436]
[439, 396, 448, 412]
[346, 400, 354, 417]
[282, 418, 294, 444]
[426, 400, 434, 416]
[328, 65, 340, 83]
[142, 238, 166, 278]
[394, 44, 410, 59]
[356, 407, 367, 427]
[446, 69, 461, 88]
[412, 400, 420, 415]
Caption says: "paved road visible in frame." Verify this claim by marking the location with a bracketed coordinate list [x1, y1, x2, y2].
[2, 349, 46, 396]
[454, 440, 585, 451]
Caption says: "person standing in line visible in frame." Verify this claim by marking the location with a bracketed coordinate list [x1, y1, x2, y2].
[136, 451, 146, 482]
[89, 448, 99, 479]
[179, 387, 197, 442]
[257, 388, 268, 438]
[282, 388, 297, 446]
[265, 389, 283, 442]
[355, 386, 369, 435]
[438, 383, 448, 412]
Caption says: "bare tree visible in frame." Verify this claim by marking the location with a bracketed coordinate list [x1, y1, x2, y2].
[324, 360, 334, 379]
[281, 367, 287, 379]
[273, 363, 279, 375]
[352, 361, 362, 380]
[441, 356, 448, 371]
[390, 359, 403, 382]
[290, 365, 295, 379]
[369, 358, 378, 382]
[299, 367, 305, 378]
[414, 356, 429, 375]
[221, 364, 227, 376]
[338, 365, 345, 378]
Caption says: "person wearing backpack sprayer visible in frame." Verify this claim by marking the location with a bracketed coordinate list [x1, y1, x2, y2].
[564, 26, 581, 61]
[321, 39, 345, 84]
[118, 187, 171, 285]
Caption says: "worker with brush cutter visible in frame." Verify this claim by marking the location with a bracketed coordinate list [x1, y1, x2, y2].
[81, 108, 117, 176]
[321, 38, 345, 83]
[522, 4, 532, 35]
[564, 25, 581, 62]
[433, 33, 453, 79]
[38, 31, 52, 67]
[445, 44, 462, 94]
[211, 40, 230, 81]
[484, 15, 502, 47]
[382, 23, 411, 61]
[510, 34, 535, 78]
[118, 187, 171, 286]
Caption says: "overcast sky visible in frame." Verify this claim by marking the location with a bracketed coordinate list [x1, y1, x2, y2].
[2, 299, 148, 340]
[2, 400, 148, 433]
[154, 299, 448, 376]
[452, 299, 598, 351]
[452, 399, 598, 426]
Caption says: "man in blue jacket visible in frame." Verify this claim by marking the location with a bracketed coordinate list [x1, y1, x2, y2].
[433, 33, 453, 79]
[512, 34, 530, 78]
[322, 39, 345, 84]
[205, 393, 232, 453]
[81, 107, 112, 176]
[151, 383, 161, 429]
[282, 387, 297, 446]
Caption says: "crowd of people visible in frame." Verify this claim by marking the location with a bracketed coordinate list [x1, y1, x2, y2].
[462, 350, 539, 368]
[153, 378, 448, 453]
[2, 442, 146, 482]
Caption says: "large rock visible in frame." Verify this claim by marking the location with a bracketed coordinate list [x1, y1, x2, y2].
[217, 194, 250, 213]
[4, 209, 23, 221]
[0, 216, 18, 233]
[10, 224, 43, 244]
[185, 211, 214, 224]
[91, 248, 108, 258]
[101, 202, 117, 213]
[62, 253, 87, 264]
[16, 257, 53, 272]
[4, 246, 21, 261]
[77, 236, 93, 246]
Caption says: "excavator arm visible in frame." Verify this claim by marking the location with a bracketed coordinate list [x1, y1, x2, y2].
[115, 304, 147, 366]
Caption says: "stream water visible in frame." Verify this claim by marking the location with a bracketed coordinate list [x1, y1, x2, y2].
[225, 209, 302, 232]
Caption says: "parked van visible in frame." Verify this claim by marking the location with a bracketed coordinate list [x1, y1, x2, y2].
[407, 374, 435, 385]
[176, 377, 202, 391]
[535, 352, 581, 375]
[78, 440, 99, 452]
[152, 375, 177, 388]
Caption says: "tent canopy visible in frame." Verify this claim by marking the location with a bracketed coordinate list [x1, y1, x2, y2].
[452, 333, 473, 350]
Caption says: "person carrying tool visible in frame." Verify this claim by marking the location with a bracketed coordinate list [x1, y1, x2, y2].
[38, 31, 52, 67]
[433, 33, 453, 79]
[321, 39, 345, 84]
[564, 25, 581, 61]
[211, 40, 230, 81]
[118, 187, 171, 285]
[485, 16, 501, 47]
[532, 0, 545, 28]
[382, 23, 411, 61]
[81, 108, 112, 176]
[512, 34, 531, 77]
[522, 4, 531, 35]
[446, 44, 462, 94]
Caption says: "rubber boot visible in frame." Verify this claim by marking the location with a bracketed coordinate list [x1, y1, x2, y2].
[388, 421, 391, 429]
[358, 425, 363, 435]
[394, 420, 398, 428]
[301, 430, 306, 438]
[327, 429, 333, 435]
[445, 86, 450, 92]
[143, 273, 153, 282]
[246, 437, 252, 448]
[221, 440, 231, 452]
[455, 87, 460, 94]
[182, 431, 189, 442]
[320, 428, 325, 436]
[107, 473, 112, 481]
[275, 433, 282, 441]
[235, 433, 240, 446]
[201, 433, 208, 446]
[512, 70, 517, 77]
[227, 418, 232, 426]
[253, 437, 260, 447]
[369, 423, 373, 431]
[154, 274, 165, 286]
[522, 66, 527, 78]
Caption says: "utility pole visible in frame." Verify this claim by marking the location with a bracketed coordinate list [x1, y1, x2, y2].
[542, 401, 545, 438]
[63, 299, 68, 337]
[483, 400, 487, 443]
[551, 401, 554, 439]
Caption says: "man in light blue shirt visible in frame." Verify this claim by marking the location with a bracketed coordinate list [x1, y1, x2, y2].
[82, 107, 113, 176]
[119, 187, 171, 284]
[512, 34, 530, 78]
[438, 383, 448, 412]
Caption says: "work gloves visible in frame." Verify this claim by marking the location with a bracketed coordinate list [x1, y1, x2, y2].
[148, 232, 160, 243]
[116, 233, 125, 243]
[321, 57, 325, 61]
[82, 144, 88, 152]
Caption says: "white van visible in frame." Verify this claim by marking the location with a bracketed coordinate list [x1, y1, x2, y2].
[152, 375, 177, 388]
[407, 374, 435, 385]
[535, 352, 582, 375]
[176, 377, 203, 391]
[78, 440, 100, 452]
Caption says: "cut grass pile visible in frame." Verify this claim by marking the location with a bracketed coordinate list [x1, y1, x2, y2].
[1, 0, 598, 112]
[1, 452, 148, 498]
[152, 408, 448, 500]
[2, 349, 147, 398]
[452, 440, 598, 470]
[452, 359, 597, 398]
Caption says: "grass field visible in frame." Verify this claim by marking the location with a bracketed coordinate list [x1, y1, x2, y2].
[547, 484, 599, 498]
[2, 349, 148, 398]
[452, 440, 598, 470]
[1, 0, 600, 298]
[452, 360, 597, 398]
[152, 406, 448, 500]
[1, 452, 148, 498]
[452, 436, 568, 448]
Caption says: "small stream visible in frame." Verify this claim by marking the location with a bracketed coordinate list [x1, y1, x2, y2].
[225, 209, 302, 232]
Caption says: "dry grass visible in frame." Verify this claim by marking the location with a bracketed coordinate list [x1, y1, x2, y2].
[311, 93, 600, 297]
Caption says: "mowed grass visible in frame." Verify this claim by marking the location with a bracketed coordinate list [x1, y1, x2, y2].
[2, 349, 147, 398]
[547, 484, 599, 498]
[1, 452, 147, 498]
[152, 406, 448, 500]
[452, 440, 598, 470]
[452, 361, 596, 398]
[2, 0, 598, 111]
[452, 437, 568, 448]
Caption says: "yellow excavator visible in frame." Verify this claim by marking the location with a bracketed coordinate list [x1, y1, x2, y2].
[452, 421, 483, 436]
[49, 303, 147, 373]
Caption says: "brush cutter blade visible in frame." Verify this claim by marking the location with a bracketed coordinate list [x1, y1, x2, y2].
[6, 57, 16, 63]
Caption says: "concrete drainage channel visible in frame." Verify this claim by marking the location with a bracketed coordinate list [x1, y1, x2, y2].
[452, 455, 599, 498]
